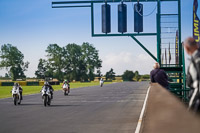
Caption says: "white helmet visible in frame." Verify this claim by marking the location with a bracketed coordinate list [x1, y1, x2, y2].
[44, 82, 49, 85]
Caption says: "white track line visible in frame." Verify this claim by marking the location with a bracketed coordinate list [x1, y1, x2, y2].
[135, 86, 151, 133]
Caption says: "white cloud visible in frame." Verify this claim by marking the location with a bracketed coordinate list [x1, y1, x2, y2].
[101, 51, 155, 75]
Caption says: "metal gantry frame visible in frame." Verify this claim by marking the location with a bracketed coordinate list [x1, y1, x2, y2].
[52, 0, 188, 101]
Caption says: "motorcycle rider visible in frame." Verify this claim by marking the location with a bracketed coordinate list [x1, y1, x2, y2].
[13, 83, 23, 100]
[63, 80, 70, 93]
[43, 81, 54, 99]
[100, 78, 104, 87]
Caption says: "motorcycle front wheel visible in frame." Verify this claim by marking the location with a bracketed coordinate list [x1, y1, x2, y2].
[18, 94, 21, 105]
[14, 96, 17, 105]
[64, 89, 68, 96]
[47, 96, 51, 106]
[44, 95, 47, 106]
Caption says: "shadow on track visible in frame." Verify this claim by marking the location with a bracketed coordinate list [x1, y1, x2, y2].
[19, 103, 42, 106]
[19, 103, 81, 107]
[49, 104, 81, 107]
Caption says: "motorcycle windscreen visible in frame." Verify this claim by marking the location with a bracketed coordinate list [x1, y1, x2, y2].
[43, 86, 49, 91]
[63, 84, 68, 88]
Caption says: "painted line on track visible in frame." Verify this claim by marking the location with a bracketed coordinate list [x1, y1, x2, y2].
[135, 86, 151, 133]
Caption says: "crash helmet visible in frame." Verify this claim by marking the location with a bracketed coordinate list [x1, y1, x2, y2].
[14, 82, 19, 86]
[44, 81, 49, 85]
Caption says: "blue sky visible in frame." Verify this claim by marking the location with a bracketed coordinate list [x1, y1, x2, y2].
[0, 0, 198, 77]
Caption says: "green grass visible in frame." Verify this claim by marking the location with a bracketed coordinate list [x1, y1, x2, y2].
[0, 82, 113, 99]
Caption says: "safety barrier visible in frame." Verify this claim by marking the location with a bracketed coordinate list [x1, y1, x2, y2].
[1, 82, 14, 86]
[0, 81, 60, 86]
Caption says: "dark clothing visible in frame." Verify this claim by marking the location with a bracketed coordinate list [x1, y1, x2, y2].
[19, 86, 23, 100]
[150, 68, 169, 89]
[187, 50, 200, 112]
[19, 86, 23, 91]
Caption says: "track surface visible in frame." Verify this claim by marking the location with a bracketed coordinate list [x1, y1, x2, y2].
[0, 82, 148, 133]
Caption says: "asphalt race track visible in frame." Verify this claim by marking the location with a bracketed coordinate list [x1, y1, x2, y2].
[0, 82, 149, 133]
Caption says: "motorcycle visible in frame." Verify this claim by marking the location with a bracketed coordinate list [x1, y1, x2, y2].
[41, 86, 52, 106]
[11, 86, 21, 105]
[62, 83, 70, 96]
[100, 80, 104, 87]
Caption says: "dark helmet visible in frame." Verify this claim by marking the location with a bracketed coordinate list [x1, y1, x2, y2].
[14, 83, 19, 86]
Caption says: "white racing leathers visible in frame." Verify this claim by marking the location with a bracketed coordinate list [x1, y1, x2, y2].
[63, 83, 69, 96]
[11, 86, 21, 105]
[100, 80, 104, 87]
[41, 86, 52, 106]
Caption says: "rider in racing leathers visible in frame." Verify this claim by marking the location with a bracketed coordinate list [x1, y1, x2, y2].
[43, 82, 54, 99]
[62, 80, 70, 93]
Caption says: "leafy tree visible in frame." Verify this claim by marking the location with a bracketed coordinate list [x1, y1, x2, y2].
[37, 43, 102, 82]
[78, 59, 88, 81]
[141, 74, 150, 80]
[122, 70, 135, 81]
[35, 59, 47, 79]
[96, 69, 102, 80]
[46, 44, 64, 81]
[134, 70, 140, 81]
[105, 68, 115, 81]
[5, 73, 10, 78]
[0, 44, 29, 81]
[64, 43, 82, 81]
[81, 42, 102, 81]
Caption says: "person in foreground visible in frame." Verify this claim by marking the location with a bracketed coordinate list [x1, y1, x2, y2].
[183, 37, 200, 112]
[150, 62, 169, 89]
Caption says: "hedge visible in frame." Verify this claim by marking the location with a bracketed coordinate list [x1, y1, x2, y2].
[18, 81, 27, 86]
[49, 81, 60, 85]
[39, 81, 44, 86]
[27, 82, 39, 86]
[1, 82, 14, 86]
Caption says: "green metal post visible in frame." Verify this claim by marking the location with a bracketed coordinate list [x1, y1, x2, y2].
[91, 2, 94, 36]
[131, 36, 157, 61]
[178, 0, 182, 66]
[52, 5, 91, 8]
[52, 0, 178, 5]
[157, 0, 161, 65]
[178, 0, 184, 99]
[182, 46, 187, 101]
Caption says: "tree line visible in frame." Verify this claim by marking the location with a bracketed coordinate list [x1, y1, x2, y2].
[0, 43, 149, 81]
[0, 43, 102, 81]
[35, 43, 102, 82]
[0, 44, 29, 81]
